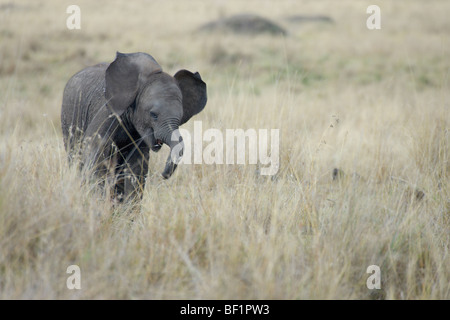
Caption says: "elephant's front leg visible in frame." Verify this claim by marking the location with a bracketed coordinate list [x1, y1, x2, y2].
[114, 143, 150, 202]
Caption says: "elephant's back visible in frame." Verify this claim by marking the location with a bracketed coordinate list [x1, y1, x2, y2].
[61, 63, 109, 152]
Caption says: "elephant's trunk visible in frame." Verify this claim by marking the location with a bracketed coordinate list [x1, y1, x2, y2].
[161, 129, 184, 179]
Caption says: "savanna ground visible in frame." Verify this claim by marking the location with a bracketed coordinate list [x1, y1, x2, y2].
[0, 0, 448, 299]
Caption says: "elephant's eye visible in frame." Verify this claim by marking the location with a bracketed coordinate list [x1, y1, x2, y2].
[150, 112, 158, 120]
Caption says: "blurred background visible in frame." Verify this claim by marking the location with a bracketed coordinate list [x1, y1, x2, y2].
[0, 0, 448, 299]
[1, 0, 448, 171]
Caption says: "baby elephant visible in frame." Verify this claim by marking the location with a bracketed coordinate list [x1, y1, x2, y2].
[61, 52, 207, 201]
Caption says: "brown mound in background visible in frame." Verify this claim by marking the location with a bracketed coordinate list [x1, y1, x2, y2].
[284, 15, 334, 24]
[198, 14, 287, 36]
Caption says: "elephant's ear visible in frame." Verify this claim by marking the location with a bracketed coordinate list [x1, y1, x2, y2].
[105, 52, 162, 115]
[174, 70, 207, 125]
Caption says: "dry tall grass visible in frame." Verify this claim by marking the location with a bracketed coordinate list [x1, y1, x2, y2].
[0, 0, 448, 299]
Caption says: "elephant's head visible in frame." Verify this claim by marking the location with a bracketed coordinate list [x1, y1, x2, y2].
[104, 52, 207, 179]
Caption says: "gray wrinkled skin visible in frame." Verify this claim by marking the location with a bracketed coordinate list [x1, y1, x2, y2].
[61, 52, 207, 202]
